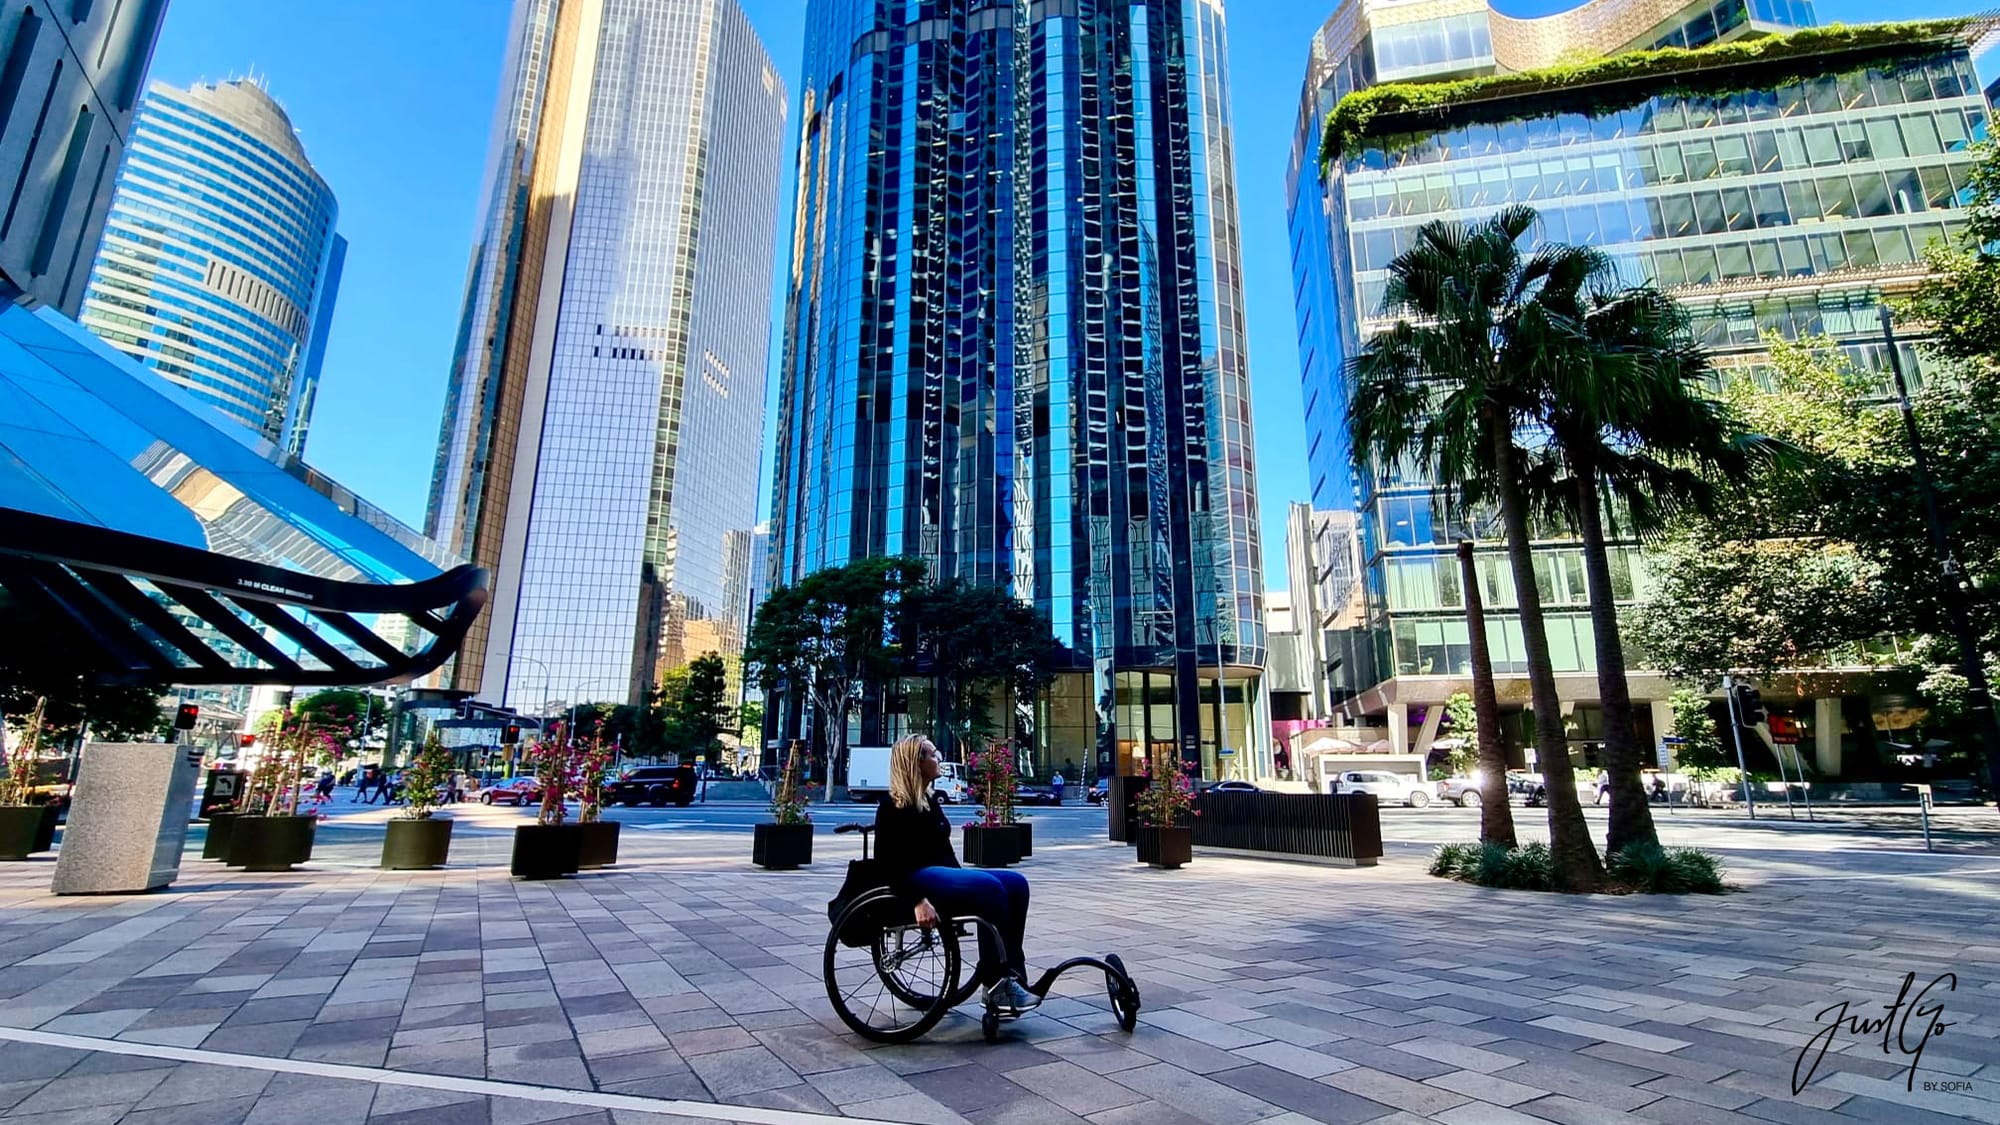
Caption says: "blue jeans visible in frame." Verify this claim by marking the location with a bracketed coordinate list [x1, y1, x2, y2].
[910, 866, 1029, 985]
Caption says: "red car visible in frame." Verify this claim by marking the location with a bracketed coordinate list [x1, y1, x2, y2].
[480, 777, 543, 806]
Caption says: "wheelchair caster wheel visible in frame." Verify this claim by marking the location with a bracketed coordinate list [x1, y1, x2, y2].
[1104, 953, 1140, 1032]
[982, 1008, 1002, 1043]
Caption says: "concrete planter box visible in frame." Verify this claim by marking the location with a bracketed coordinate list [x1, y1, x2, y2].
[1011, 821, 1032, 858]
[382, 817, 453, 870]
[577, 820, 622, 869]
[752, 823, 813, 870]
[227, 815, 317, 872]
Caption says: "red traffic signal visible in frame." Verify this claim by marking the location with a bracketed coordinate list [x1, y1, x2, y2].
[237, 733, 255, 748]
[174, 703, 200, 731]
[502, 724, 521, 745]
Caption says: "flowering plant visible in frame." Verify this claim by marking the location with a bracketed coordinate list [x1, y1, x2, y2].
[529, 726, 578, 826]
[575, 738, 612, 824]
[769, 740, 811, 826]
[0, 696, 47, 806]
[400, 731, 454, 820]
[968, 741, 1017, 828]
[1135, 746, 1197, 828]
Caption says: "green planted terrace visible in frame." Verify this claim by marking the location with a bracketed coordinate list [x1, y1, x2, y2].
[1320, 18, 1987, 168]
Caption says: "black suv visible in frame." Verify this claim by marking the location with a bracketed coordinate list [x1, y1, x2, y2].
[607, 765, 696, 807]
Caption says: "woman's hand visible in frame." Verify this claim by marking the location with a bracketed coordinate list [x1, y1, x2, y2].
[914, 898, 939, 929]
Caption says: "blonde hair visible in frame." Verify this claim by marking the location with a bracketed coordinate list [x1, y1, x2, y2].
[888, 734, 934, 809]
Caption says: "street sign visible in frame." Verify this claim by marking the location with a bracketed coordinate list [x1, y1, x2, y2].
[1218, 748, 1236, 757]
[1655, 743, 1673, 771]
[1767, 715, 1802, 744]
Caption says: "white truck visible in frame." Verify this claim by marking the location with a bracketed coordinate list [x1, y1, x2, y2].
[846, 745, 970, 805]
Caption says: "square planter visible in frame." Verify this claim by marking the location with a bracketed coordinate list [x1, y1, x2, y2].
[753, 822, 813, 869]
[577, 820, 622, 869]
[227, 815, 318, 872]
[511, 823, 583, 879]
[1010, 821, 1032, 858]
[1135, 825, 1193, 870]
[382, 817, 454, 870]
[31, 803, 57, 854]
[201, 812, 239, 860]
[962, 824, 1020, 868]
[0, 805, 51, 860]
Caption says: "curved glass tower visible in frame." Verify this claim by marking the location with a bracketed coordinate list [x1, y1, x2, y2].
[771, 0, 1268, 780]
[79, 78, 344, 459]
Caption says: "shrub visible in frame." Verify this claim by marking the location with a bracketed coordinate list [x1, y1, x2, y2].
[1429, 842, 1478, 878]
[1609, 843, 1727, 894]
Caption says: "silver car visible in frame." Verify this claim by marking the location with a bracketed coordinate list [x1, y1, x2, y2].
[1334, 770, 1432, 808]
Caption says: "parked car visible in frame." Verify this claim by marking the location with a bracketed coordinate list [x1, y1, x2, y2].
[1087, 777, 1110, 805]
[1207, 779, 1260, 794]
[1332, 770, 1432, 807]
[1507, 771, 1547, 806]
[480, 777, 543, 806]
[607, 765, 696, 808]
[1436, 770, 1512, 808]
[1013, 783, 1062, 806]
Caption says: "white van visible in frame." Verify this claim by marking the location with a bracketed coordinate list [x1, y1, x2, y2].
[846, 746, 970, 805]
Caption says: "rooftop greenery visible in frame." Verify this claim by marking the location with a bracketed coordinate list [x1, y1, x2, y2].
[1319, 18, 1986, 169]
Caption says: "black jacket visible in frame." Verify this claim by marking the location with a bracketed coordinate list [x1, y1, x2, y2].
[873, 791, 958, 903]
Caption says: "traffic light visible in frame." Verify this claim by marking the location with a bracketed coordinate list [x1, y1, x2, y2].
[1733, 684, 1767, 728]
[174, 703, 200, 730]
[237, 733, 255, 748]
[502, 724, 521, 745]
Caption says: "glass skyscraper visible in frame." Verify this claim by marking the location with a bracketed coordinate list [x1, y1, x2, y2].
[1289, 0, 1985, 764]
[79, 78, 345, 460]
[426, 0, 787, 714]
[0, 0, 166, 319]
[770, 0, 1268, 780]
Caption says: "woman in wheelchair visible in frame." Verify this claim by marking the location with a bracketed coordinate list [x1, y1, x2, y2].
[874, 734, 1038, 1014]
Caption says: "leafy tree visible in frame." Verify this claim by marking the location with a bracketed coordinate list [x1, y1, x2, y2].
[677, 654, 733, 766]
[293, 689, 374, 745]
[898, 578, 1059, 753]
[1348, 204, 1603, 890]
[738, 700, 764, 739]
[1902, 140, 2000, 372]
[1666, 689, 1729, 774]
[744, 557, 928, 782]
[0, 668, 162, 744]
[1440, 691, 1479, 777]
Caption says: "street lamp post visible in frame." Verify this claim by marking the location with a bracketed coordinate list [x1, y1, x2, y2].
[514, 655, 554, 734]
[565, 679, 618, 744]
[1880, 307, 2000, 806]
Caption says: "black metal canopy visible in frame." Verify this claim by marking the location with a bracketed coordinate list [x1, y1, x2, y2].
[0, 509, 486, 687]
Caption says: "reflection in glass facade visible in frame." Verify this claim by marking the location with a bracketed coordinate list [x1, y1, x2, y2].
[1289, 3, 1980, 737]
[80, 79, 345, 460]
[771, 0, 1268, 780]
[426, 0, 786, 714]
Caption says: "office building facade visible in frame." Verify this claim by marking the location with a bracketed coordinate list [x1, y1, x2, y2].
[80, 78, 345, 458]
[427, 0, 786, 714]
[770, 0, 1268, 780]
[1289, 1, 1984, 766]
[0, 0, 167, 317]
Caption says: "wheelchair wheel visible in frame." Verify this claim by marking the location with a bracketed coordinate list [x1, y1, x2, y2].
[824, 895, 961, 1043]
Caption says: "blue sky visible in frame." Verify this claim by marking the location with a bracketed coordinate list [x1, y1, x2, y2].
[147, 0, 1978, 589]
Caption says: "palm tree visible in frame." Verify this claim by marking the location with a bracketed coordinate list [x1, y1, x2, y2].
[1348, 205, 1604, 891]
[1529, 286, 1783, 856]
[1457, 540, 1515, 848]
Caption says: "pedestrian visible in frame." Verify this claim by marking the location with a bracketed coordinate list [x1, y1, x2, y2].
[1050, 769, 1066, 806]
[316, 770, 335, 801]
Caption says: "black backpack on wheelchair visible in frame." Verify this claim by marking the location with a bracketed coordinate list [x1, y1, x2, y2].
[826, 822, 899, 948]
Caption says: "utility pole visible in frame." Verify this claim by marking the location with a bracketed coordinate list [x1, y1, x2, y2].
[1880, 308, 2000, 808]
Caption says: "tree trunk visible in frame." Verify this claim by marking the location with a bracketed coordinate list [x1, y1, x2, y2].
[1574, 464, 1658, 856]
[1458, 541, 1516, 848]
[1490, 420, 1603, 891]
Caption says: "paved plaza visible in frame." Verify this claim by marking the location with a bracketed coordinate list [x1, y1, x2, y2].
[0, 806, 1993, 1125]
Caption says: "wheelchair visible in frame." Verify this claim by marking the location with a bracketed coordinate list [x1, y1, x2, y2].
[823, 823, 1142, 1044]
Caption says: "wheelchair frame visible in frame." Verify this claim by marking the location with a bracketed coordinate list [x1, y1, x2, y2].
[823, 823, 1141, 1043]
